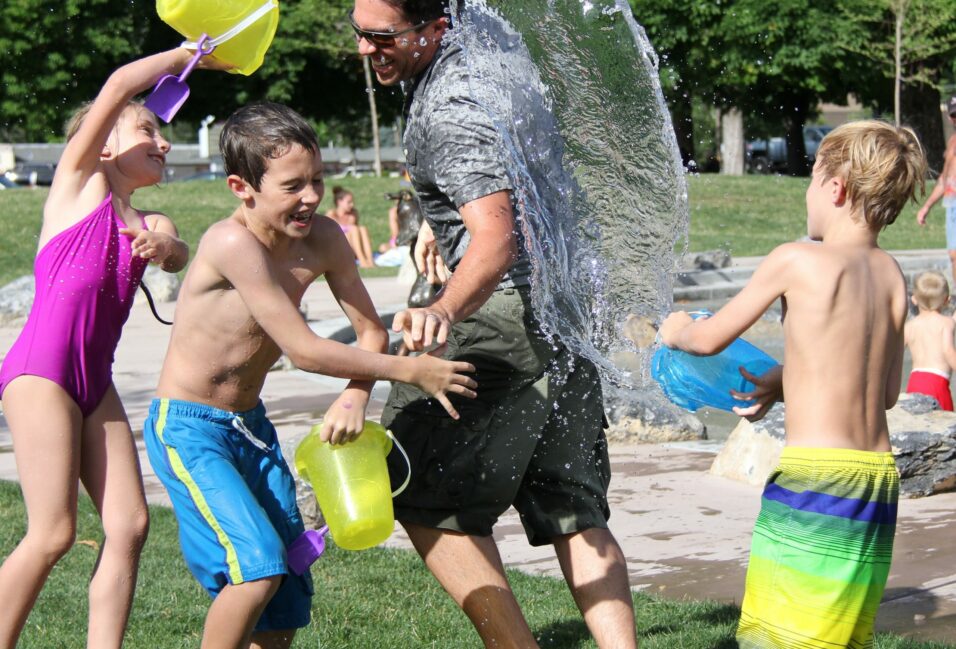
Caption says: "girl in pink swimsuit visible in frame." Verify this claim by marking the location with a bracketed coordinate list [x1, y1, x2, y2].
[0, 48, 223, 647]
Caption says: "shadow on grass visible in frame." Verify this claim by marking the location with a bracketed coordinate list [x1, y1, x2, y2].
[534, 618, 591, 648]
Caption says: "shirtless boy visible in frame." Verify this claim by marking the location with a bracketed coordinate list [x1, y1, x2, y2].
[904, 270, 956, 410]
[143, 102, 476, 649]
[660, 120, 926, 648]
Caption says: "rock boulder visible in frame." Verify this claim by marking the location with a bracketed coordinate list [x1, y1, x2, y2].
[710, 393, 956, 497]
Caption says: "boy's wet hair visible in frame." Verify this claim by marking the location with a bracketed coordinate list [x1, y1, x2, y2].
[219, 102, 319, 191]
[815, 120, 927, 230]
[331, 186, 352, 204]
[383, 0, 450, 22]
[913, 271, 949, 312]
[65, 100, 146, 141]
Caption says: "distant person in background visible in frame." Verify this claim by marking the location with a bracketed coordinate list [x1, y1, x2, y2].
[327, 186, 375, 268]
[904, 271, 956, 410]
[916, 96, 956, 285]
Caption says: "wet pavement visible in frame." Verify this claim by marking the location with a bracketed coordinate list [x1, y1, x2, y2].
[1, 265, 956, 644]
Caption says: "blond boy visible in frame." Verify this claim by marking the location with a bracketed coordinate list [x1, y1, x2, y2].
[904, 271, 956, 410]
[660, 120, 926, 648]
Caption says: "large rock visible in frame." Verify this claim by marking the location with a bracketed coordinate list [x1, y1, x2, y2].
[605, 390, 707, 444]
[711, 393, 956, 497]
[0, 275, 34, 325]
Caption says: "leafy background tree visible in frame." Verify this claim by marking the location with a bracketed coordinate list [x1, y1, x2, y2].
[0, 0, 403, 145]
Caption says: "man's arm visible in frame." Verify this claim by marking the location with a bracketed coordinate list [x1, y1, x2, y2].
[393, 190, 518, 351]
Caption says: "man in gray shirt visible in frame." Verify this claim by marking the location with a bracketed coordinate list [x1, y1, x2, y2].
[351, 1, 637, 646]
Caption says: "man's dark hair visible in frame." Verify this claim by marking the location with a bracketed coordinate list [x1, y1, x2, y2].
[383, 0, 450, 23]
[219, 102, 318, 191]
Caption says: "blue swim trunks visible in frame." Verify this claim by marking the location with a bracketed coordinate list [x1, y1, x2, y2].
[144, 398, 313, 631]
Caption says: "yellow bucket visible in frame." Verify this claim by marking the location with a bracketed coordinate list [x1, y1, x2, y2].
[295, 421, 409, 551]
[156, 0, 279, 75]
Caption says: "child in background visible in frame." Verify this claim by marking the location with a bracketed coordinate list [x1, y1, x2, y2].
[660, 120, 926, 648]
[326, 185, 375, 267]
[0, 48, 223, 647]
[144, 102, 476, 649]
[904, 271, 956, 410]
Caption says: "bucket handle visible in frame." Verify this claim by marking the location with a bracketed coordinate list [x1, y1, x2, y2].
[180, 0, 278, 50]
[386, 429, 411, 498]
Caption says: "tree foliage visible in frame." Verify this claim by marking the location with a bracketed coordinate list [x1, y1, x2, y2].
[0, 0, 403, 144]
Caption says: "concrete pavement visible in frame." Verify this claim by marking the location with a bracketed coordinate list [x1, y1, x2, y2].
[1, 265, 956, 644]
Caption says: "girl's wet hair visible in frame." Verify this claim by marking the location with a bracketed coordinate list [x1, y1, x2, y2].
[219, 102, 319, 191]
[815, 120, 927, 230]
[64, 100, 145, 141]
[332, 186, 352, 204]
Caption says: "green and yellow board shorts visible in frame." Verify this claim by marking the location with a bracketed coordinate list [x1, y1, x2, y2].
[737, 446, 899, 649]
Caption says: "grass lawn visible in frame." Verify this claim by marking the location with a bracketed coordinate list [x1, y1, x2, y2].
[0, 480, 949, 649]
[0, 174, 946, 286]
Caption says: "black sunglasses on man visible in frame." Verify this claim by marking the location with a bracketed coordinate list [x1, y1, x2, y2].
[348, 10, 437, 47]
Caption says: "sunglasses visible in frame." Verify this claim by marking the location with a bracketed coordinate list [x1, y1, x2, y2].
[348, 10, 436, 47]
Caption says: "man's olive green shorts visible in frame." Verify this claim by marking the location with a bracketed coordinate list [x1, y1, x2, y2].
[383, 286, 611, 546]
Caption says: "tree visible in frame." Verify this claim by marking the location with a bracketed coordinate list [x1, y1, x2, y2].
[0, 0, 162, 140]
[0, 0, 400, 146]
[630, 0, 724, 170]
[839, 0, 956, 172]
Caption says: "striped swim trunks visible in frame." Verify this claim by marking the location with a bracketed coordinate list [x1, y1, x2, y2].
[736, 446, 898, 649]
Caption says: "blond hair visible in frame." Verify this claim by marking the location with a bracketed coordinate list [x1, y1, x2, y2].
[64, 100, 145, 141]
[815, 120, 927, 230]
[913, 271, 949, 311]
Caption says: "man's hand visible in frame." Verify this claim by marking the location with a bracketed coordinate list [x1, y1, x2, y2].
[414, 220, 450, 284]
[392, 304, 454, 352]
[318, 388, 371, 445]
[731, 364, 783, 422]
[917, 205, 930, 226]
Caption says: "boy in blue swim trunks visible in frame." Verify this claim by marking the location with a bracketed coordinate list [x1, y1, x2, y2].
[143, 102, 476, 649]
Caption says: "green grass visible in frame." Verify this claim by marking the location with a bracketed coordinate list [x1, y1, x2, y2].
[0, 176, 405, 287]
[0, 481, 950, 648]
[0, 174, 946, 286]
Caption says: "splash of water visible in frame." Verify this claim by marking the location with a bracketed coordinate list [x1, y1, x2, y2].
[453, 0, 688, 387]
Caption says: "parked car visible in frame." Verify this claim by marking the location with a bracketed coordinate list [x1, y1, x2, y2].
[4, 162, 56, 186]
[746, 125, 832, 174]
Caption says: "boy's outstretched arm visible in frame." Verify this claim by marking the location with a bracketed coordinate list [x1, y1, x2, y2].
[660, 243, 798, 354]
[320, 230, 392, 444]
[205, 224, 477, 418]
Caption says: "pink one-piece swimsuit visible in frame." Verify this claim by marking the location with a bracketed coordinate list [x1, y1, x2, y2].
[0, 194, 148, 416]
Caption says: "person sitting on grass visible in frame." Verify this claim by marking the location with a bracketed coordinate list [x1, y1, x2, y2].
[660, 119, 927, 649]
[904, 270, 956, 411]
[143, 101, 477, 649]
[326, 185, 375, 268]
